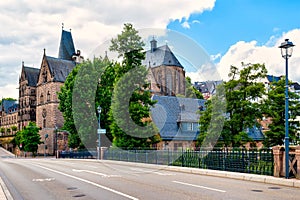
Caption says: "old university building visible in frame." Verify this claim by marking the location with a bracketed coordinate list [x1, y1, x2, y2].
[17, 28, 83, 155]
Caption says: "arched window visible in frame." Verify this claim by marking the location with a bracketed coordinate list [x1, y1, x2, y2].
[47, 91, 51, 102]
[40, 93, 44, 104]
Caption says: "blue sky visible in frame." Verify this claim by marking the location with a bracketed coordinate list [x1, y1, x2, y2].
[1, 0, 300, 99]
[168, 0, 300, 58]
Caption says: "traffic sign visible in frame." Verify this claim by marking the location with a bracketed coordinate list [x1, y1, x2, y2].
[97, 129, 106, 134]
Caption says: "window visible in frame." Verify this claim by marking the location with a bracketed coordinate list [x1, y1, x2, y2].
[40, 93, 44, 104]
[47, 91, 51, 102]
[181, 122, 199, 131]
[43, 119, 46, 128]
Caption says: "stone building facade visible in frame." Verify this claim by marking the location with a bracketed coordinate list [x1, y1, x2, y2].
[0, 100, 18, 135]
[18, 63, 39, 130]
[17, 28, 82, 155]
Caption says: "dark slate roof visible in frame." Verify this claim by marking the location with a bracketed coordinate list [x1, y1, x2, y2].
[194, 81, 223, 94]
[247, 126, 265, 141]
[7, 103, 18, 114]
[291, 82, 300, 90]
[1, 100, 18, 114]
[266, 75, 281, 83]
[58, 30, 75, 61]
[46, 56, 76, 82]
[23, 66, 40, 86]
[151, 95, 206, 141]
[142, 45, 183, 68]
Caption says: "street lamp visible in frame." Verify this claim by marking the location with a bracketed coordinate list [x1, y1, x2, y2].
[279, 38, 295, 179]
[97, 106, 102, 160]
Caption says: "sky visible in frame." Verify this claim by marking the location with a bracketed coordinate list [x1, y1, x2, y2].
[1, 0, 300, 99]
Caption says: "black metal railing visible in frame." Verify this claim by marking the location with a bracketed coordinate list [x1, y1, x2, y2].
[59, 150, 97, 159]
[103, 148, 274, 176]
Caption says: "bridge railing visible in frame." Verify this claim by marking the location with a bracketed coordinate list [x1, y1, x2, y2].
[103, 147, 274, 176]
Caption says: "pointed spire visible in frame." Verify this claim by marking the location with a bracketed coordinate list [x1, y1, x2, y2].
[43, 48, 46, 56]
[62, 22, 64, 30]
[58, 27, 75, 60]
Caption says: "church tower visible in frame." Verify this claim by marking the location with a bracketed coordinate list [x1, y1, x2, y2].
[143, 39, 186, 96]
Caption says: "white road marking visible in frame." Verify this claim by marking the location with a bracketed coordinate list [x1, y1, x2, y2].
[173, 181, 226, 193]
[130, 168, 176, 176]
[72, 169, 121, 178]
[32, 178, 55, 182]
[33, 164, 139, 200]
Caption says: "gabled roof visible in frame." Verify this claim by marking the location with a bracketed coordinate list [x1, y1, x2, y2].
[1, 100, 17, 114]
[143, 45, 183, 68]
[58, 30, 75, 61]
[46, 56, 76, 82]
[23, 66, 40, 86]
[151, 95, 206, 141]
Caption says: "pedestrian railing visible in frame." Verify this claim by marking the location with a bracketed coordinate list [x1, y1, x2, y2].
[103, 148, 274, 176]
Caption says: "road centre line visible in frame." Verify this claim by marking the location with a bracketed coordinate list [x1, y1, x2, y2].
[173, 181, 226, 193]
[32, 164, 138, 200]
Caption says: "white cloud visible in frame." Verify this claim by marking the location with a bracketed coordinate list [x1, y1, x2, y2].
[216, 29, 300, 82]
[0, 0, 216, 99]
[181, 21, 190, 29]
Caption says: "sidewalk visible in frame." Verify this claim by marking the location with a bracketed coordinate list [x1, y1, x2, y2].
[99, 159, 300, 188]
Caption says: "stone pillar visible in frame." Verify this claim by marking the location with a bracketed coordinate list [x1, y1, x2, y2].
[272, 146, 284, 177]
[101, 147, 108, 160]
[295, 146, 300, 179]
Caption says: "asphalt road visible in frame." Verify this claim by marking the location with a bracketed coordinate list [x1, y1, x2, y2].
[0, 149, 300, 200]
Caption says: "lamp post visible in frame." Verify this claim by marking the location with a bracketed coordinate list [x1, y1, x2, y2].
[279, 38, 295, 179]
[97, 106, 102, 160]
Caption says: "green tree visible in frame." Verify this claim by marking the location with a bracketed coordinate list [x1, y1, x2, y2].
[11, 126, 18, 134]
[14, 122, 41, 156]
[110, 23, 145, 58]
[0, 128, 5, 135]
[58, 63, 81, 148]
[95, 60, 122, 143]
[198, 63, 267, 147]
[58, 58, 107, 149]
[109, 23, 161, 148]
[263, 78, 300, 147]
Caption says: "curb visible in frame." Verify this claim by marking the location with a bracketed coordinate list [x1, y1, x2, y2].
[94, 159, 300, 188]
